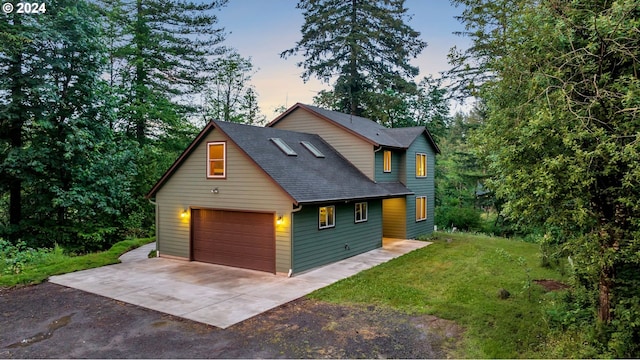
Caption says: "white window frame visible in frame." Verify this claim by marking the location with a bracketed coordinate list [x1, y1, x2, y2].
[383, 150, 392, 173]
[416, 196, 427, 222]
[207, 142, 226, 179]
[319, 205, 335, 229]
[354, 202, 368, 223]
[416, 153, 427, 178]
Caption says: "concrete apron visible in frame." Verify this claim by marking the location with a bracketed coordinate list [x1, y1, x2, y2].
[49, 239, 430, 329]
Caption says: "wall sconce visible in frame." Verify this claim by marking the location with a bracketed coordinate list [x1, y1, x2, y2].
[276, 215, 283, 225]
[181, 209, 188, 218]
[211, 187, 219, 194]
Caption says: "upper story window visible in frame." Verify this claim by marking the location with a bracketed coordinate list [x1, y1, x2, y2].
[355, 202, 368, 223]
[416, 153, 427, 177]
[207, 142, 226, 178]
[319, 205, 335, 229]
[383, 150, 391, 173]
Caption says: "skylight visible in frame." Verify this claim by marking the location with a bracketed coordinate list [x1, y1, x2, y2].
[300, 141, 325, 158]
[270, 138, 297, 156]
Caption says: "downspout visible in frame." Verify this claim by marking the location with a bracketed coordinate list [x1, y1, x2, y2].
[148, 198, 159, 258]
[288, 204, 304, 277]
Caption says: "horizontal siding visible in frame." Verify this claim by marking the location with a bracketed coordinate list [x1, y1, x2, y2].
[155, 129, 293, 273]
[382, 198, 406, 238]
[292, 200, 382, 273]
[271, 109, 375, 179]
[405, 135, 436, 238]
[374, 149, 401, 182]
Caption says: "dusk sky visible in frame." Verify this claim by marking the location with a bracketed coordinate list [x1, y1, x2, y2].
[216, 1, 471, 119]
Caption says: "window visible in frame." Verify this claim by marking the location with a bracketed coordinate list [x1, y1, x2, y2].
[207, 142, 226, 178]
[416, 153, 427, 177]
[355, 202, 368, 223]
[383, 150, 391, 172]
[300, 141, 325, 158]
[319, 205, 335, 229]
[416, 196, 427, 221]
[270, 138, 297, 156]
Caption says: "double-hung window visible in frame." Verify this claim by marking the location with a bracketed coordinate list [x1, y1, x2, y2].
[416, 196, 427, 221]
[319, 205, 335, 229]
[207, 142, 226, 178]
[416, 153, 427, 177]
[355, 202, 368, 223]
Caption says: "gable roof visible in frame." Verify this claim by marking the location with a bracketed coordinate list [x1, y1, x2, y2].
[146, 120, 412, 204]
[268, 103, 441, 153]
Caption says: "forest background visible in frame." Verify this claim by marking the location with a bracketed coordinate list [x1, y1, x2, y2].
[1, 0, 638, 357]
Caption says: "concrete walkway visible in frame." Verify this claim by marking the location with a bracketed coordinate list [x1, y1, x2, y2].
[50, 239, 430, 329]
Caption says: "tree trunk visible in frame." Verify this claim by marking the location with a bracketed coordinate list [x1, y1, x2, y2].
[598, 265, 612, 323]
[8, 15, 24, 236]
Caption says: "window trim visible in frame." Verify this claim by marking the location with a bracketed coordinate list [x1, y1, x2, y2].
[383, 150, 392, 173]
[319, 205, 336, 229]
[416, 153, 427, 178]
[416, 196, 427, 222]
[354, 202, 368, 223]
[207, 141, 226, 179]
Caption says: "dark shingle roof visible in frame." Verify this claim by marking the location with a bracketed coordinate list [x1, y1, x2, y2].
[215, 120, 412, 204]
[146, 120, 412, 203]
[271, 103, 440, 153]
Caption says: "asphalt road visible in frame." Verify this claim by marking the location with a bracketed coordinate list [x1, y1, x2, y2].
[0, 282, 462, 358]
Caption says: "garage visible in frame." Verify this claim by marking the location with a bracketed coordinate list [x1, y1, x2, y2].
[191, 209, 275, 273]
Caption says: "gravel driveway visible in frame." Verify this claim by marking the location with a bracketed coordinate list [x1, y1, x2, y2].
[0, 282, 463, 358]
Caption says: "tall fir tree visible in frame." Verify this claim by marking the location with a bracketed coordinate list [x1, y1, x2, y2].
[281, 0, 426, 120]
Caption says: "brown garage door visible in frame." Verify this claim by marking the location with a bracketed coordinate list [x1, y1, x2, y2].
[191, 209, 275, 273]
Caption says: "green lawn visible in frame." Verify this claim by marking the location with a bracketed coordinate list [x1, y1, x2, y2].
[310, 232, 567, 358]
[0, 237, 155, 287]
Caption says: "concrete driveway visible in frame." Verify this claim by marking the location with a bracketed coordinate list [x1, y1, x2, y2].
[50, 239, 429, 329]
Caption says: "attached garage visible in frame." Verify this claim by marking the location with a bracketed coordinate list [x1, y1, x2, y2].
[191, 209, 275, 273]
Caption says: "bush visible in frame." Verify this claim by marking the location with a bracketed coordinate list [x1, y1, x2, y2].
[436, 206, 482, 231]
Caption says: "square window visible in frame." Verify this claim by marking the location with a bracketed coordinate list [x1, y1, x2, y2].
[319, 205, 335, 229]
[207, 142, 226, 178]
[416, 196, 427, 221]
[355, 202, 368, 223]
[416, 153, 427, 177]
[383, 150, 391, 173]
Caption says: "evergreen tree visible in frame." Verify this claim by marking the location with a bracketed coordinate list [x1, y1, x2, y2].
[281, 0, 426, 119]
[99, 0, 228, 144]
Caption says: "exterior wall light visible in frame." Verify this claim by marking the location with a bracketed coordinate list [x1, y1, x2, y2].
[276, 215, 283, 225]
[211, 187, 219, 194]
[181, 209, 188, 218]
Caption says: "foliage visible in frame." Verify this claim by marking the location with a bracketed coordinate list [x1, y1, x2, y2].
[455, 0, 640, 355]
[205, 52, 265, 125]
[282, 0, 426, 119]
[311, 232, 567, 358]
[0, 237, 154, 287]
[0, 0, 140, 251]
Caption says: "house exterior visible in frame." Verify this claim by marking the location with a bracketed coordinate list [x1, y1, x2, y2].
[146, 104, 439, 275]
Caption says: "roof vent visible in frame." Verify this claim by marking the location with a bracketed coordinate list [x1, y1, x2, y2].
[270, 138, 297, 156]
[300, 141, 325, 158]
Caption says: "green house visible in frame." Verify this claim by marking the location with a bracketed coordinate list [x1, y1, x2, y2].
[147, 104, 439, 275]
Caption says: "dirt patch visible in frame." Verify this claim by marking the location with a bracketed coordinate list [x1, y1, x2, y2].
[534, 279, 570, 292]
[0, 282, 464, 358]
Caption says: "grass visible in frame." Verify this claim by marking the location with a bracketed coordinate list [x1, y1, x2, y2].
[309, 232, 567, 358]
[0, 237, 155, 287]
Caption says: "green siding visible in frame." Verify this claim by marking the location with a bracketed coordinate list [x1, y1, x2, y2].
[292, 200, 383, 273]
[374, 149, 403, 182]
[404, 135, 436, 238]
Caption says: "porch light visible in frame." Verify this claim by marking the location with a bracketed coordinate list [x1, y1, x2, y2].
[181, 209, 188, 218]
[276, 215, 283, 225]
